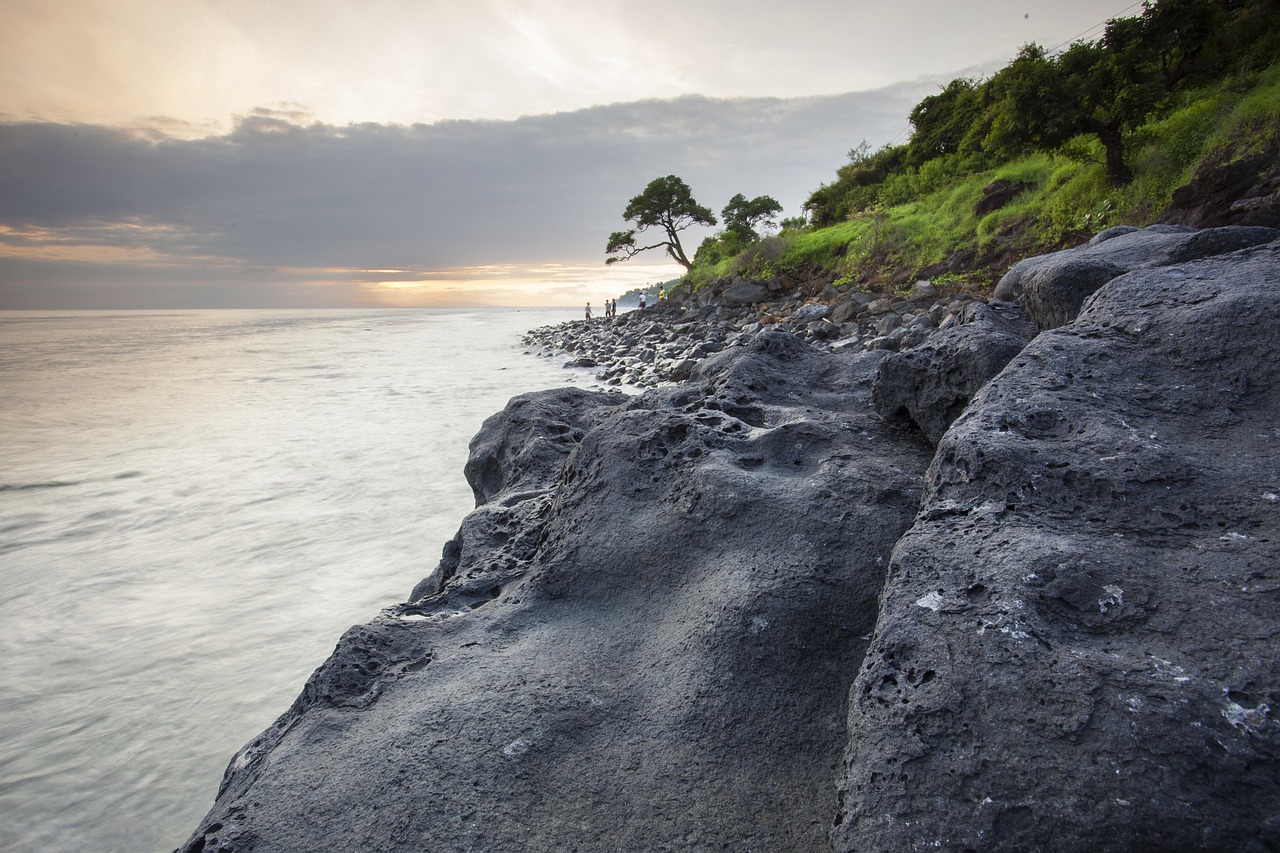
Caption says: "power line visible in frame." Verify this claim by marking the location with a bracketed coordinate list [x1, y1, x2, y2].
[1047, 1, 1145, 54]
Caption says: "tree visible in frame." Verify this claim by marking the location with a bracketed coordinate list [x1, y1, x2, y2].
[720, 193, 783, 243]
[906, 77, 985, 167]
[987, 40, 1159, 184]
[605, 175, 716, 271]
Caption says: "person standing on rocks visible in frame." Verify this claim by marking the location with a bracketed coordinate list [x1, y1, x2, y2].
[584, 302, 592, 325]
[639, 292, 646, 312]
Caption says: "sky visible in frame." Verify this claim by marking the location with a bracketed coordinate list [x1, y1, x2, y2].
[0, 0, 1142, 308]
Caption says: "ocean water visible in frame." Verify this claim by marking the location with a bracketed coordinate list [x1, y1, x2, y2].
[0, 308, 591, 852]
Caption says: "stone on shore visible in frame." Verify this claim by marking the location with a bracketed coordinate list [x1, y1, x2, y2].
[993, 224, 1278, 331]
[871, 299, 1033, 446]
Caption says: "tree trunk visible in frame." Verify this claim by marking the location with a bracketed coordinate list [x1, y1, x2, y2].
[1096, 123, 1133, 185]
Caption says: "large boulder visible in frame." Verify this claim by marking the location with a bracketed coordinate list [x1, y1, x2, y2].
[720, 280, 771, 307]
[181, 332, 933, 853]
[974, 178, 1031, 216]
[835, 239, 1280, 851]
[993, 224, 1278, 331]
[871, 300, 1032, 446]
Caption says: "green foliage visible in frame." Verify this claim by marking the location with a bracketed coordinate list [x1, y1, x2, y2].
[606, 175, 716, 271]
[803, 143, 907, 227]
[684, 0, 1280, 292]
[907, 78, 985, 167]
[1199, 63, 1280, 163]
[721, 193, 783, 243]
[986, 38, 1158, 184]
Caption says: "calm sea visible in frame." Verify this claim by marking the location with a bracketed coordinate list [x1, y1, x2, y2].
[0, 308, 591, 852]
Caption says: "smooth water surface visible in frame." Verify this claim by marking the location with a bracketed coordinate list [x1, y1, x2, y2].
[0, 308, 588, 852]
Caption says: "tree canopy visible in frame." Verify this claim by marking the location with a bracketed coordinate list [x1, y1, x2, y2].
[720, 193, 783, 243]
[801, 0, 1280, 222]
[606, 175, 717, 271]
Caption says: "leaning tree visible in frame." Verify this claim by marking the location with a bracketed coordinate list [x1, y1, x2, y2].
[606, 175, 716, 271]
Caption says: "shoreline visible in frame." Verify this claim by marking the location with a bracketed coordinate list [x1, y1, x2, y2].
[181, 225, 1280, 852]
[520, 280, 985, 390]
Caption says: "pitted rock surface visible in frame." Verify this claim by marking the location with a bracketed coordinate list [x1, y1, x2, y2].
[180, 332, 933, 853]
[834, 240, 1280, 852]
[871, 300, 1033, 446]
[183, 234, 1280, 853]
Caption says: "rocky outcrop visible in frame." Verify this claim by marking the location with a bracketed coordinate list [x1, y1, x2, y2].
[836, 238, 1280, 851]
[993, 224, 1278, 331]
[974, 178, 1032, 216]
[871, 300, 1033, 446]
[1162, 147, 1280, 230]
[522, 289, 986, 389]
[181, 332, 934, 853]
[183, 230, 1280, 853]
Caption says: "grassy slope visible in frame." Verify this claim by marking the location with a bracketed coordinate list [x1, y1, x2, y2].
[688, 64, 1280, 297]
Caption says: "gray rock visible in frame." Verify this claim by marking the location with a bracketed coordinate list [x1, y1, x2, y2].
[183, 333, 933, 853]
[809, 318, 841, 340]
[836, 239, 1280, 851]
[793, 302, 832, 322]
[183, 233, 1280, 853]
[830, 301, 858, 325]
[461, 387, 624, 507]
[994, 224, 1279, 331]
[896, 327, 930, 350]
[910, 280, 938, 300]
[871, 301, 1032, 446]
[875, 314, 901, 336]
[867, 298, 894, 315]
[720, 280, 771, 306]
[867, 335, 899, 351]
[666, 358, 696, 382]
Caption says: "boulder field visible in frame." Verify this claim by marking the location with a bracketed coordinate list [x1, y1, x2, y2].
[181, 227, 1280, 852]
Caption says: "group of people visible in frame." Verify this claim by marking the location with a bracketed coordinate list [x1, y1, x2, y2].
[585, 288, 668, 325]
[585, 299, 620, 324]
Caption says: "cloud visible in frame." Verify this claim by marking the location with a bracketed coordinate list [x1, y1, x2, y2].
[0, 81, 939, 307]
[0, 0, 1133, 128]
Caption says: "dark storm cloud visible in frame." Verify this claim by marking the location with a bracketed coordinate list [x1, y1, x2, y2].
[0, 81, 937, 304]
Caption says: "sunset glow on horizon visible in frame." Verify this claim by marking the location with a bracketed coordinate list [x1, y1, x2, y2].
[0, 0, 1141, 308]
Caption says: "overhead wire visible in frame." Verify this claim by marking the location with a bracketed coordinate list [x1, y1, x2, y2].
[1046, 1, 1146, 55]
[876, 1, 1150, 150]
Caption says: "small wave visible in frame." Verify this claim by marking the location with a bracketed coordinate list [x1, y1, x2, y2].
[0, 481, 81, 492]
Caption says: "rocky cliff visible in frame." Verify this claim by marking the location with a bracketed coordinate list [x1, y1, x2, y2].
[182, 227, 1280, 852]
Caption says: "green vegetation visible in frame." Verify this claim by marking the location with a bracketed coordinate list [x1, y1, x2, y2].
[664, 0, 1280, 295]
